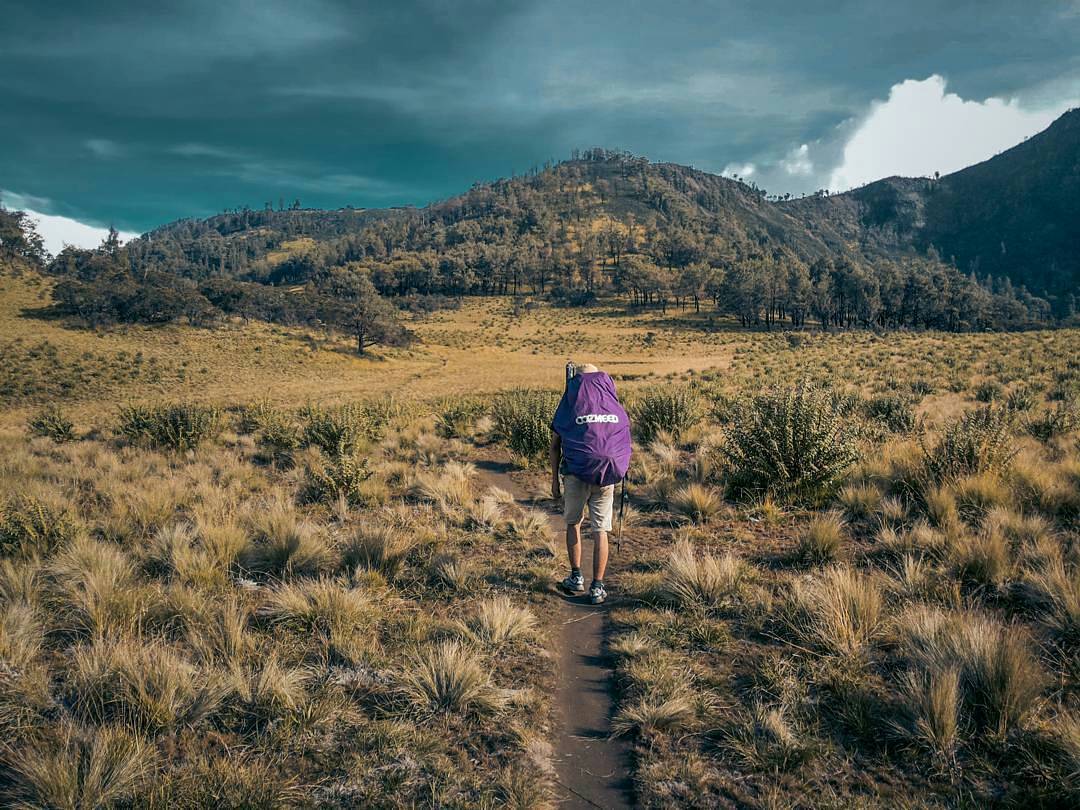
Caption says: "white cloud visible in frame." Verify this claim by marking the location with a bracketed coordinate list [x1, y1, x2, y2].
[723, 162, 756, 178]
[780, 143, 813, 176]
[1, 190, 139, 256]
[828, 75, 1077, 192]
[85, 138, 123, 158]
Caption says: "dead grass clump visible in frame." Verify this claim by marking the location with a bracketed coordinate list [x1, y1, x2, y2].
[227, 654, 311, 723]
[240, 498, 334, 578]
[2, 722, 155, 809]
[410, 461, 476, 515]
[259, 578, 377, 659]
[668, 483, 725, 524]
[71, 638, 226, 736]
[898, 606, 1045, 736]
[947, 525, 1012, 588]
[399, 639, 506, 717]
[658, 540, 752, 610]
[1027, 561, 1080, 646]
[723, 703, 814, 773]
[837, 482, 882, 522]
[48, 535, 145, 638]
[797, 511, 846, 563]
[895, 666, 961, 767]
[613, 694, 697, 738]
[340, 522, 416, 578]
[466, 595, 537, 646]
[787, 567, 885, 658]
[428, 553, 476, 593]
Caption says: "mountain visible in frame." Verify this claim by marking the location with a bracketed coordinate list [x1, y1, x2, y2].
[786, 107, 1080, 301]
[41, 118, 1080, 333]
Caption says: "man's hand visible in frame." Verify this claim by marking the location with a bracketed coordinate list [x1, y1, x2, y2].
[551, 478, 561, 500]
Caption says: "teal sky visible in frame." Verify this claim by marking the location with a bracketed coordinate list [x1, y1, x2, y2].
[1, 1, 1079, 248]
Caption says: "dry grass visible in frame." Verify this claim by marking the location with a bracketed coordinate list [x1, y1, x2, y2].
[658, 539, 753, 610]
[399, 639, 507, 717]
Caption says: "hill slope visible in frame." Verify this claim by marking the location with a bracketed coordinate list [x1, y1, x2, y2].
[787, 107, 1080, 300]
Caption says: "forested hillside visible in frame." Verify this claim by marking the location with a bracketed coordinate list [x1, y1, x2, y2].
[787, 107, 1080, 306]
[13, 110, 1080, 343]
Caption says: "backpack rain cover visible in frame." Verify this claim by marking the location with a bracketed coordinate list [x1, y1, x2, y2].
[551, 371, 632, 486]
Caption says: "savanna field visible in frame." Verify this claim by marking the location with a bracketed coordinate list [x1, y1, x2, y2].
[3, 265, 1080, 808]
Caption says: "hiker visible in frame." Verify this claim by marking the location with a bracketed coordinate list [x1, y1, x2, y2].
[550, 363, 632, 604]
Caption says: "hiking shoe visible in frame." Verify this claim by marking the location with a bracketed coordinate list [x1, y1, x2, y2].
[560, 572, 585, 593]
[589, 582, 607, 604]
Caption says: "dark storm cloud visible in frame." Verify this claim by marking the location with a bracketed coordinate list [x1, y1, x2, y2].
[1, 0, 1078, 234]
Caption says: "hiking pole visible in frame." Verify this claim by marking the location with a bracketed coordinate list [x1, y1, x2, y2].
[614, 477, 627, 554]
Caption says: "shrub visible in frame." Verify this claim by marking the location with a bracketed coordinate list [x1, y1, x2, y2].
[1, 494, 78, 557]
[27, 404, 76, 442]
[974, 381, 1003, 403]
[300, 403, 369, 455]
[1005, 385, 1038, 413]
[632, 386, 703, 444]
[921, 406, 1016, 483]
[724, 382, 860, 504]
[490, 389, 560, 462]
[436, 397, 487, 439]
[118, 402, 222, 451]
[1026, 401, 1079, 442]
[305, 445, 372, 505]
[864, 395, 917, 434]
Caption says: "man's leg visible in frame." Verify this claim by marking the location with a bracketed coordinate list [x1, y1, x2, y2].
[592, 529, 609, 582]
[566, 522, 582, 571]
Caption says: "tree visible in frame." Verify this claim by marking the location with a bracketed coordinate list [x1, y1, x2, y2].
[0, 206, 47, 266]
[318, 266, 411, 354]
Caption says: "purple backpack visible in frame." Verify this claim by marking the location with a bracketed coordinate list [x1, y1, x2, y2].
[551, 371, 632, 486]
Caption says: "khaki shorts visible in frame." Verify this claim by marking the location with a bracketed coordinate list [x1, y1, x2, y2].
[563, 475, 615, 533]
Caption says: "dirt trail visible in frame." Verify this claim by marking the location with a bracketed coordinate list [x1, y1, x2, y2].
[475, 459, 633, 809]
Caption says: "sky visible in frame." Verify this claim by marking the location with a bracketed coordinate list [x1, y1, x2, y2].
[1, 1, 1079, 254]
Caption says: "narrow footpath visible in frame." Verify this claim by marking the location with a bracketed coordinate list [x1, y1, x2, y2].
[475, 459, 633, 809]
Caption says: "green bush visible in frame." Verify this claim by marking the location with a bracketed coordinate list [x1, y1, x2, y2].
[300, 398, 403, 455]
[921, 406, 1016, 483]
[306, 444, 372, 504]
[974, 381, 1003, 403]
[631, 385, 703, 444]
[723, 382, 860, 504]
[118, 403, 222, 451]
[28, 404, 76, 442]
[1025, 401, 1079, 442]
[256, 413, 304, 465]
[864, 394, 917, 434]
[1, 494, 78, 556]
[436, 397, 487, 439]
[491, 389, 560, 462]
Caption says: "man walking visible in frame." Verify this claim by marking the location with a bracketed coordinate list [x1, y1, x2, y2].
[550, 363, 632, 604]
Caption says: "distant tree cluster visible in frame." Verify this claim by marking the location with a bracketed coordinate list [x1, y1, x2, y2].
[20, 152, 1062, 335]
[46, 230, 411, 354]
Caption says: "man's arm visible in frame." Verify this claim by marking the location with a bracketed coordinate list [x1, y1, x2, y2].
[549, 432, 562, 499]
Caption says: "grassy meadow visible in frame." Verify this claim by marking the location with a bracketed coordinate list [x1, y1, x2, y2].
[2, 264, 1080, 807]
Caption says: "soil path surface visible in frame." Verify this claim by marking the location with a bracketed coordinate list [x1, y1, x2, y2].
[475, 459, 634, 809]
